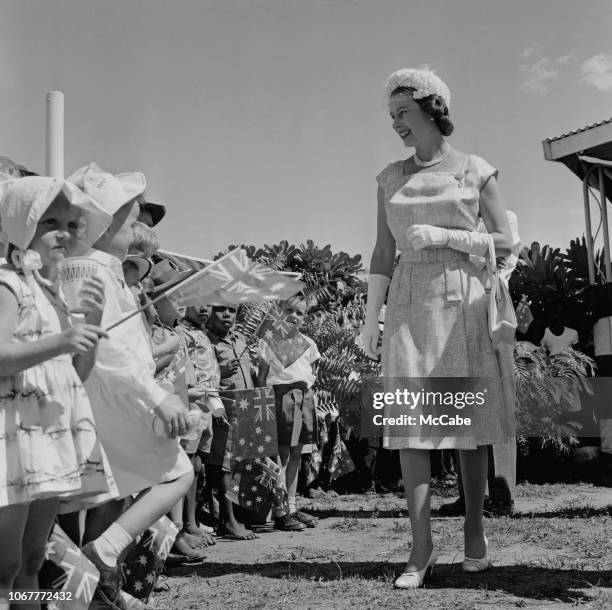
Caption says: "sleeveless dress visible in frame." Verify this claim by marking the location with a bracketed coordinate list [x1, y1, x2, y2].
[0, 267, 118, 508]
[377, 150, 515, 450]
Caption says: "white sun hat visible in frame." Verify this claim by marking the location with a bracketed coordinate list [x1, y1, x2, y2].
[0, 176, 112, 254]
[68, 162, 146, 216]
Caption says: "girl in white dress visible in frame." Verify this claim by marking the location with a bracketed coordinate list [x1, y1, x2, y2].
[67, 163, 193, 610]
[0, 177, 116, 609]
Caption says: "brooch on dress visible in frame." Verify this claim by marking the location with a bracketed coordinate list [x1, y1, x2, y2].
[454, 174, 465, 190]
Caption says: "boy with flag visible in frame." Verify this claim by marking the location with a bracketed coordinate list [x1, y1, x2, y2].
[147, 260, 212, 560]
[204, 304, 259, 540]
[257, 295, 320, 531]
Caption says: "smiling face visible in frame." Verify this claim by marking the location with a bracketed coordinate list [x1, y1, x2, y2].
[388, 92, 435, 148]
[280, 298, 307, 330]
[29, 191, 81, 272]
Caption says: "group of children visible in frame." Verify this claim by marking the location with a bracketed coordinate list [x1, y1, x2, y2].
[0, 159, 320, 610]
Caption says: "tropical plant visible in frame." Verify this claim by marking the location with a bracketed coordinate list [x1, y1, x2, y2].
[510, 242, 568, 318]
[563, 236, 607, 287]
[509, 238, 608, 339]
[514, 342, 595, 456]
[301, 313, 379, 418]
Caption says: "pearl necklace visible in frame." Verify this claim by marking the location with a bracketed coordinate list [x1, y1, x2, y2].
[413, 142, 450, 167]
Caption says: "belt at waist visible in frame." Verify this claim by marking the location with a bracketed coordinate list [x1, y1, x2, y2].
[274, 381, 310, 394]
[399, 248, 469, 263]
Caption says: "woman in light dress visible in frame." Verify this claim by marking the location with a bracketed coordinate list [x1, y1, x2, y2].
[361, 67, 514, 588]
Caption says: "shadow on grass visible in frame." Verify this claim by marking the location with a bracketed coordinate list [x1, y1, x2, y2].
[300, 508, 409, 519]
[295, 504, 612, 520]
[508, 505, 612, 519]
[166, 560, 612, 604]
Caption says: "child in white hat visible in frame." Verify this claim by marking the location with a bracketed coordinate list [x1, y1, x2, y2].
[0, 176, 117, 608]
[67, 163, 194, 610]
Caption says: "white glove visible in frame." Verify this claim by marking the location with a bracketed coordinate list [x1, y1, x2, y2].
[406, 224, 490, 257]
[360, 274, 390, 360]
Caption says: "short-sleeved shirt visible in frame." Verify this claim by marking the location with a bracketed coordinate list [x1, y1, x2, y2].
[152, 323, 193, 408]
[179, 320, 221, 396]
[206, 329, 255, 391]
[257, 335, 320, 387]
[542, 327, 579, 355]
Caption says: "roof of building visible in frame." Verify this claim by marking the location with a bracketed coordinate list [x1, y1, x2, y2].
[543, 117, 612, 163]
[544, 118, 612, 143]
[542, 118, 612, 202]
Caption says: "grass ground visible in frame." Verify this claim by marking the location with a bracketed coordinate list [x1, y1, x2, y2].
[149, 483, 612, 609]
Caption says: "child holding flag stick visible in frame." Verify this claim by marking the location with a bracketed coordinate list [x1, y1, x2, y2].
[257, 295, 320, 530]
[68, 163, 193, 610]
[205, 304, 259, 540]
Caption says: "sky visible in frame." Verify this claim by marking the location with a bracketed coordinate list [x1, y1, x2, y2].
[2, 0, 612, 266]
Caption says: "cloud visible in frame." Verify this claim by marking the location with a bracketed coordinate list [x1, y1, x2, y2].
[519, 54, 573, 94]
[580, 54, 612, 91]
[520, 38, 552, 60]
[521, 43, 543, 60]
[520, 58, 560, 94]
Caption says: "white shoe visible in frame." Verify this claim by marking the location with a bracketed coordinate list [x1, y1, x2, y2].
[463, 535, 491, 572]
[394, 548, 438, 589]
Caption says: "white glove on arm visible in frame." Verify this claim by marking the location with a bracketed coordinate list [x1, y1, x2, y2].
[360, 273, 390, 359]
[405, 224, 490, 257]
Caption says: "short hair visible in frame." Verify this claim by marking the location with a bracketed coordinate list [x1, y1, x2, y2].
[278, 292, 316, 312]
[390, 86, 454, 136]
[130, 220, 160, 258]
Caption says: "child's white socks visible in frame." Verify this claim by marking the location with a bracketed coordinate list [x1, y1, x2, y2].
[288, 496, 297, 515]
[93, 522, 133, 567]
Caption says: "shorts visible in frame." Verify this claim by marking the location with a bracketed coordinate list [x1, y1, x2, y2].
[180, 405, 208, 455]
[203, 416, 233, 472]
[274, 382, 317, 447]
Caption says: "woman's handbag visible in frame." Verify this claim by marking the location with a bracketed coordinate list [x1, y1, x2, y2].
[485, 234, 517, 346]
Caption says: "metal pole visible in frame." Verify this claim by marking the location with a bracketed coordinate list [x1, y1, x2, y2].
[583, 167, 596, 285]
[599, 166, 611, 282]
[45, 91, 64, 178]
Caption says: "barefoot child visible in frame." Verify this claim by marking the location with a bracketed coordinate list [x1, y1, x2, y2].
[0, 177, 116, 609]
[68, 163, 194, 610]
[205, 305, 258, 540]
[257, 295, 320, 530]
[147, 260, 212, 560]
[179, 304, 225, 538]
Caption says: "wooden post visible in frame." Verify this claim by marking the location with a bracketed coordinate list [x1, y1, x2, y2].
[45, 91, 64, 178]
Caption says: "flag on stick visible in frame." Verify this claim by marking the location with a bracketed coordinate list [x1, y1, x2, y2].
[226, 457, 283, 513]
[105, 248, 304, 331]
[328, 421, 356, 481]
[165, 248, 305, 307]
[305, 446, 323, 485]
[515, 295, 534, 334]
[257, 304, 311, 367]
